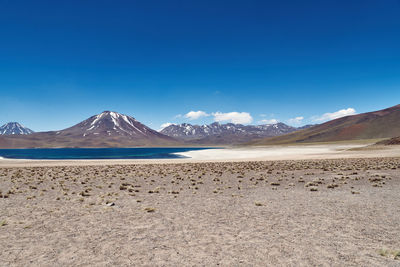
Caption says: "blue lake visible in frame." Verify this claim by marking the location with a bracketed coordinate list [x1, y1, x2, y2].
[0, 147, 215, 160]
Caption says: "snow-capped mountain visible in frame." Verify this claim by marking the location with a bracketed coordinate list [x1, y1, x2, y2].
[62, 111, 163, 138]
[0, 122, 34, 135]
[0, 111, 179, 148]
[160, 122, 308, 143]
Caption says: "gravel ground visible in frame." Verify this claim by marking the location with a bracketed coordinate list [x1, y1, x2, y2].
[1, 158, 400, 266]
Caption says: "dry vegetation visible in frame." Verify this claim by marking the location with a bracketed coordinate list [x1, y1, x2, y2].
[1, 158, 400, 265]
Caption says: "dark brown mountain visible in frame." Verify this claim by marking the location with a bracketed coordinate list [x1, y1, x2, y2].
[250, 104, 400, 145]
[0, 111, 179, 148]
[376, 136, 400, 145]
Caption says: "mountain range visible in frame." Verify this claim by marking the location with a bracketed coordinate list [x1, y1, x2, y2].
[0, 111, 178, 148]
[0, 104, 399, 148]
[0, 111, 311, 148]
[160, 122, 313, 145]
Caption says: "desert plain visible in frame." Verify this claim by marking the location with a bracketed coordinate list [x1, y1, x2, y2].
[1, 144, 400, 266]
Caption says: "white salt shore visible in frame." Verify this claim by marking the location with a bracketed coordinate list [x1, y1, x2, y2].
[174, 144, 366, 161]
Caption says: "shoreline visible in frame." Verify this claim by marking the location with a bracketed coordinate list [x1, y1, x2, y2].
[0, 144, 399, 167]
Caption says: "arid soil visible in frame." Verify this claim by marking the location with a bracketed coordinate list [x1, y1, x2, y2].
[1, 158, 400, 266]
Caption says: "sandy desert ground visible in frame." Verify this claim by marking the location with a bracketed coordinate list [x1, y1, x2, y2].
[1, 145, 400, 266]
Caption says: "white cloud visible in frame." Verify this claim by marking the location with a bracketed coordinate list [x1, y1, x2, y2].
[158, 122, 175, 131]
[313, 108, 356, 122]
[184, 110, 209, 120]
[259, 119, 278, 124]
[288, 116, 304, 125]
[212, 112, 253, 124]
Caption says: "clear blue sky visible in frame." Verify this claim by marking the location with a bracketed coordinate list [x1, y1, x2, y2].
[1, 0, 400, 131]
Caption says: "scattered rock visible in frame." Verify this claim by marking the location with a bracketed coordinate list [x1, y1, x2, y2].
[144, 207, 155, 213]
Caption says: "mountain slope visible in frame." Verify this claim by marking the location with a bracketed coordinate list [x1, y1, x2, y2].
[0, 122, 34, 135]
[161, 122, 312, 144]
[61, 111, 166, 139]
[251, 104, 400, 145]
[0, 111, 179, 148]
[376, 136, 400, 145]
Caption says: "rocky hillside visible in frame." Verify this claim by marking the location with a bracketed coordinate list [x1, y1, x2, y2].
[250, 104, 400, 145]
[376, 136, 400, 145]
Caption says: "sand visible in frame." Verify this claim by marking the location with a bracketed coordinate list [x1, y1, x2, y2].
[174, 144, 370, 160]
[1, 144, 400, 266]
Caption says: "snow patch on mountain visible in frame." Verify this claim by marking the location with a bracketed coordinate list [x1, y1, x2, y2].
[160, 122, 311, 141]
[59, 111, 167, 141]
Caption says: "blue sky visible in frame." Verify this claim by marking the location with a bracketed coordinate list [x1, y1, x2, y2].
[1, 0, 400, 131]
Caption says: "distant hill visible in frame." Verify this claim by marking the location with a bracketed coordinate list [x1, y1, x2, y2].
[375, 136, 400, 145]
[0, 122, 34, 135]
[250, 104, 400, 145]
[161, 122, 313, 145]
[0, 111, 179, 148]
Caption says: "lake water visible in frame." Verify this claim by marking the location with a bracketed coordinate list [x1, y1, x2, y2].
[0, 147, 215, 160]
